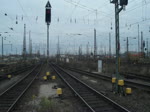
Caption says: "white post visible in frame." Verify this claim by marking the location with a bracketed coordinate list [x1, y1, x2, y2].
[98, 60, 102, 73]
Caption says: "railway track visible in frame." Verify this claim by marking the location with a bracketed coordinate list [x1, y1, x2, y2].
[62, 66, 150, 91]
[122, 72, 150, 81]
[0, 63, 42, 112]
[51, 63, 130, 112]
[0, 65, 35, 81]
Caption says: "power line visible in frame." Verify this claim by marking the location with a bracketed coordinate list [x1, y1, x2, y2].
[16, 0, 32, 27]
[121, 0, 150, 15]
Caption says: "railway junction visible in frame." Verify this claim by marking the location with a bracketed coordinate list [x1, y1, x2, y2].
[0, 58, 150, 112]
[1, 0, 150, 112]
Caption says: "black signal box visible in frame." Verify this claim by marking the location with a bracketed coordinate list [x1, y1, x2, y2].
[45, 1, 51, 23]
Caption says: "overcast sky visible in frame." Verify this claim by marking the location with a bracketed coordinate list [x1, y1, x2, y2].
[0, 0, 150, 56]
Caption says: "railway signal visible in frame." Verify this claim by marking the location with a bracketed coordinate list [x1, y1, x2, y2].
[110, 0, 128, 93]
[45, 1, 51, 24]
[120, 0, 128, 6]
[45, 1, 52, 58]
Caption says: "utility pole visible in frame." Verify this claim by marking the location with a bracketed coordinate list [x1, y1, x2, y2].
[23, 24, 26, 59]
[79, 46, 81, 59]
[86, 43, 88, 56]
[109, 33, 111, 58]
[45, 1, 52, 59]
[126, 37, 129, 59]
[94, 28, 97, 59]
[146, 38, 148, 57]
[86, 42, 89, 57]
[29, 30, 30, 55]
[138, 24, 140, 53]
[141, 31, 143, 57]
[104, 46, 106, 56]
[110, 0, 128, 93]
[47, 25, 49, 57]
[16, 48, 17, 55]
[79, 45, 82, 59]
[57, 36, 60, 61]
[29, 30, 31, 56]
[58, 36, 60, 56]
[2, 37, 3, 60]
[31, 39, 32, 56]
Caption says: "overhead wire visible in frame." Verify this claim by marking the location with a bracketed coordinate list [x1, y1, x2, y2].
[16, 0, 32, 27]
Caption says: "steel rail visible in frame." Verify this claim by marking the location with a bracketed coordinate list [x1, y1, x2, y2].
[50, 63, 130, 112]
[121, 72, 150, 81]
[0, 65, 35, 81]
[0, 63, 42, 112]
[63, 67, 150, 91]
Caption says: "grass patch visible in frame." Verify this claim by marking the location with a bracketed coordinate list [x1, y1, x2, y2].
[38, 97, 58, 112]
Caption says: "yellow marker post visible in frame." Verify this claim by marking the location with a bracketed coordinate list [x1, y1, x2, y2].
[46, 72, 50, 80]
[118, 80, 124, 95]
[112, 77, 116, 92]
[112, 77, 116, 83]
[43, 76, 47, 81]
[7, 75, 12, 79]
[126, 88, 132, 95]
[118, 80, 124, 86]
[46, 72, 50, 76]
[57, 88, 62, 95]
[52, 76, 56, 80]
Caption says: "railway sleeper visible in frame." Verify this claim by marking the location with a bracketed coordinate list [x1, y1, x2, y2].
[0, 103, 12, 107]
[94, 106, 117, 112]
[82, 94, 97, 97]
[90, 103, 109, 108]
[0, 107, 11, 111]
[86, 100, 106, 105]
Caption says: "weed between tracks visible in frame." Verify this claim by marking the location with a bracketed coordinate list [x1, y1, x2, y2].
[37, 97, 57, 112]
[13, 64, 84, 112]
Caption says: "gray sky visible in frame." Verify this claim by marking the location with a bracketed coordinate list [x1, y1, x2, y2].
[0, 0, 150, 55]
